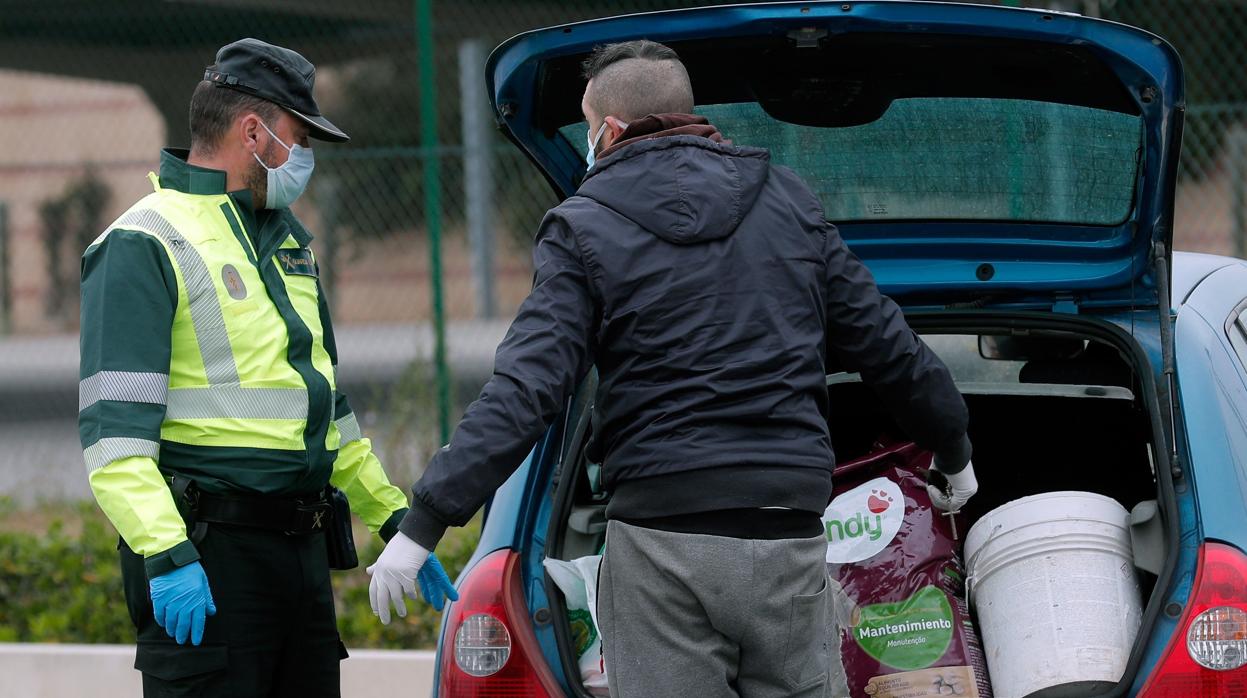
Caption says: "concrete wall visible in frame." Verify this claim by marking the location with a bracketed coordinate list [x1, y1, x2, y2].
[0, 643, 436, 698]
[0, 69, 164, 335]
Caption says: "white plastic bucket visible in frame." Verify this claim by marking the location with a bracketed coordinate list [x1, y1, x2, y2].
[964, 491, 1142, 698]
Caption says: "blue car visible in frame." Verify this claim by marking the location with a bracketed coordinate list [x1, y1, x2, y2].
[432, 3, 1247, 696]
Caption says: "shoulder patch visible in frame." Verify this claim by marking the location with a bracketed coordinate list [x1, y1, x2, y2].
[276, 248, 318, 278]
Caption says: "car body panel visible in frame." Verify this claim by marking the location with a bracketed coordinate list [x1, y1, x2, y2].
[1172, 251, 1237, 306]
[432, 427, 568, 692]
[1174, 258, 1247, 552]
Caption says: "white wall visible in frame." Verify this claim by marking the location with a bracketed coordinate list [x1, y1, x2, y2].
[0, 643, 436, 697]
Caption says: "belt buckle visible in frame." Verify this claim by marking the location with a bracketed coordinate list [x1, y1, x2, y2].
[287, 501, 330, 535]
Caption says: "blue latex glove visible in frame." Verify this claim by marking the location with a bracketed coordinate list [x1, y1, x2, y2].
[417, 554, 459, 612]
[149, 561, 217, 646]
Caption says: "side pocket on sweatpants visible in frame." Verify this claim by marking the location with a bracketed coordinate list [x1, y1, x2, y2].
[782, 576, 832, 690]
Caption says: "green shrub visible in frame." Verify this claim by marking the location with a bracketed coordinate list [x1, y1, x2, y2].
[0, 501, 132, 643]
[0, 502, 481, 649]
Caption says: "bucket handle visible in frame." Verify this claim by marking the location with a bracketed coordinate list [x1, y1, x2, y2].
[964, 523, 1005, 607]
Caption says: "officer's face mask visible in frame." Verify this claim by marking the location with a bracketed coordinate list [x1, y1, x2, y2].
[253, 119, 314, 209]
[585, 118, 627, 170]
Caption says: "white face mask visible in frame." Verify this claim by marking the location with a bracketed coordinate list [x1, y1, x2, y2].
[253, 120, 314, 209]
[585, 119, 627, 170]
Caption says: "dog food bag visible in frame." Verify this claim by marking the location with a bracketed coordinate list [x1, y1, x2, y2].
[824, 440, 993, 698]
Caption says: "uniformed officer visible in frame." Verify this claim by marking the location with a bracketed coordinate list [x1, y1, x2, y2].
[79, 38, 456, 697]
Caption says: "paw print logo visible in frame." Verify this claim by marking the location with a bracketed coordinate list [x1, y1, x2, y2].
[932, 673, 966, 696]
[867, 489, 893, 514]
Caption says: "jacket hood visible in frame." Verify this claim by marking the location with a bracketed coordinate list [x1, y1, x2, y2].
[597, 112, 727, 159]
[578, 134, 771, 245]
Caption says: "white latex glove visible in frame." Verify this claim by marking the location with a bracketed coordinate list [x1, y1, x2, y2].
[367, 531, 430, 624]
[927, 459, 978, 512]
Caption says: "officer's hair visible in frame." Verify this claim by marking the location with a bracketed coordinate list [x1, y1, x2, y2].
[581, 40, 693, 121]
[188, 81, 282, 155]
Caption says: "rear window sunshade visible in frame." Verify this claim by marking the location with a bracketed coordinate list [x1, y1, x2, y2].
[561, 97, 1142, 225]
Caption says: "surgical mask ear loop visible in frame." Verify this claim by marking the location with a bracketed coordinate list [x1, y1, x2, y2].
[585, 119, 629, 170]
[252, 120, 314, 209]
[257, 119, 293, 156]
[586, 122, 607, 170]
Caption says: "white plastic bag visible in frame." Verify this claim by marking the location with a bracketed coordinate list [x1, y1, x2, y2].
[543, 555, 608, 695]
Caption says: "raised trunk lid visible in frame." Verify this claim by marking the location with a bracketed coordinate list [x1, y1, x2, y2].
[488, 1, 1184, 310]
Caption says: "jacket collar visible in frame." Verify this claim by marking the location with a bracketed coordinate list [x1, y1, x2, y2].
[597, 113, 726, 160]
[157, 148, 313, 247]
[158, 148, 230, 196]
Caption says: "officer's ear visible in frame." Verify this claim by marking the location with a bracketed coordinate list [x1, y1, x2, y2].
[238, 113, 264, 154]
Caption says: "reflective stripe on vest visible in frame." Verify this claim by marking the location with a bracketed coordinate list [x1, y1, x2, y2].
[334, 412, 362, 444]
[165, 386, 308, 420]
[79, 371, 169, 412]
[84, 437, 160, 472]
[115, 209, 240, 385]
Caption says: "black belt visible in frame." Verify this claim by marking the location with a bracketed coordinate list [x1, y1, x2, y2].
[193, 489, 332, 535]
[618, 508, 824, 540]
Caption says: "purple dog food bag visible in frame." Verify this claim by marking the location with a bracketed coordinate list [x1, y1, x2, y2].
[824, 440, 993, 698]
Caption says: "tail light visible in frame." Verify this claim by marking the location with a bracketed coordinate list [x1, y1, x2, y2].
[1138, 542, 1247, 697]
[439, 549, 563, 697]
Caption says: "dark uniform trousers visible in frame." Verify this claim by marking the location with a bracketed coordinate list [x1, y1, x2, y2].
[120, 524, 348, 697]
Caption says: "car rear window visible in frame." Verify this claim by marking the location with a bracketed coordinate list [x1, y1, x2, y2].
[562, 98, 1142, 225]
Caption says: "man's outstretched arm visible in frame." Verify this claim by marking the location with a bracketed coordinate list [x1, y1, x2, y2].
[369, 213, 598, 621]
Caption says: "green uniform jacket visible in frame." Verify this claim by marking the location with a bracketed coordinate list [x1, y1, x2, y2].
[80, 149, 408, 577]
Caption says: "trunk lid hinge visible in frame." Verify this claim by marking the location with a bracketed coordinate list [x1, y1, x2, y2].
[1051, 295, 1079, 314]
[1153, 242, 1181, 480]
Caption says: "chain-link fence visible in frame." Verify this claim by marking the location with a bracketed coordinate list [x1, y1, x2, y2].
[1100, 0, 1247, 258]
[1, 0, 1245, 504]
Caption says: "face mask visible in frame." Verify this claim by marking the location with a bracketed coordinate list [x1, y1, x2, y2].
[585, 119, 627, 170]
[253, 120, 314, 209]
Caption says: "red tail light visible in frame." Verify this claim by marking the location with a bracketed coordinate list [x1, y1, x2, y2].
[439, 549, 563, 697]
[1138, 542, 1247, 697]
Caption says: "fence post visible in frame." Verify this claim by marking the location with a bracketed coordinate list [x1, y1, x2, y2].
[460, 38, 496, 320]
[0, 202, 9, 336]
[417, 0, 452, 444]
[1231, 127, 1247, 260]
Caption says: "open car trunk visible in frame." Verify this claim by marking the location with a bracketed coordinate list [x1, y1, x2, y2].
[542, 314, 1176, 698]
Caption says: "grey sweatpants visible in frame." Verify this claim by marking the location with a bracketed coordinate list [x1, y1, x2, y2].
[597, 520, 850, 698]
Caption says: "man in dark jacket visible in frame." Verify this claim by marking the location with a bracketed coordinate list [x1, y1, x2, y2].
[368, 40, 977, 697]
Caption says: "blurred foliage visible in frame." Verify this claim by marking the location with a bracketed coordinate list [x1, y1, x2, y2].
[0, 500, 132, 643]
[39, 170, 111, 326]
[0, 498, 481, 649]
[372, 360, 444, 482]
[323, 53, 430, 241]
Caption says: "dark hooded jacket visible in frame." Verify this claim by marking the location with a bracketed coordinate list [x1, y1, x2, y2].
[398, 115, 970, 549]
